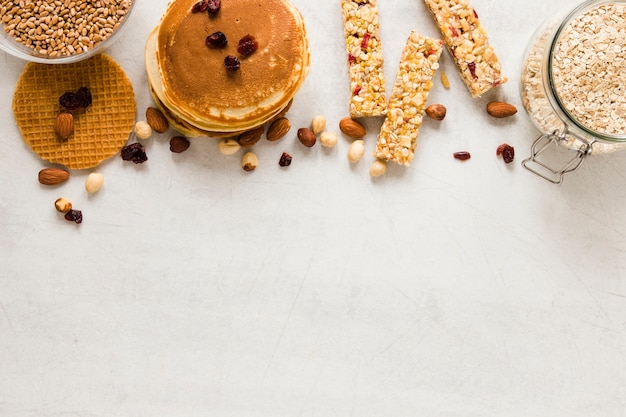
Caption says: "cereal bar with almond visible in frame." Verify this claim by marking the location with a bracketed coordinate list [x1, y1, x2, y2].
[373, 32, 443, 166]
[423, 0, 507, 98]
[341, 0, 388, 118]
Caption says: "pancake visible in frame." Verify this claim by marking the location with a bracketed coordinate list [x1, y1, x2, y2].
[150, 0, 310, 134]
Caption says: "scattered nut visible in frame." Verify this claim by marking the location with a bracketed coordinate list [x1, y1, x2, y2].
[170, 136, 190, 153]
[347, 139, 365, 163]
[311, 115, 326, 134]
[425, 104, 447, 121]
[279, 152, 293, 167]
[38, 168, 70, 185]
[85, 172, 104, 193]
[339, 117, 366, 138]
[134, 121, 153, 140]
[297, 127, 316, 147]
[54, 112, 74, 140]
[241, 151, 258, 172]
[145, 107, 169, 133]
[54, 197, 72, 213]
[486, 101, 518, 118]
[238, 125, 265, 148]
[319, 131, 338, 148]
[266, 117, 291, 141]
[369, 159, 388, 177]
[218, 138, 241, 155]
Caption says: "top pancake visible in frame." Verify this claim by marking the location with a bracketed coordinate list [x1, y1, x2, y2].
[156, 0, 309, 132]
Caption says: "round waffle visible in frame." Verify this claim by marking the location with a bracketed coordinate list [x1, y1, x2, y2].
[13, 54, 136, 170]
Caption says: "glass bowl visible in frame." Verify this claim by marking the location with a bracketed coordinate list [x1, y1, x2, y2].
[0, 0, 136, 64]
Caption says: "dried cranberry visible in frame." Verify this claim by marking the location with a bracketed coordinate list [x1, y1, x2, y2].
[497, 144, 515, 163]
[357, 1, 367, 7]
[353, 85, 362, 96]
[449, 26, 460, 37]
[468, 62, 477, 79]
[453, 151, 471, 161]
[361, 33, 370, 49]
[206, 31, 227, 48]
[473, 9, 479, 19]
[224, 55, 240, 71]
[121, 142, 148, 164]
[348, 53, 357, 65]
[207, 0, 221, 14]
[279, 152, 292, 167]
[237, 34, 258, 57]
[64, 209, 83, 224]
[191, 0, 208, 12]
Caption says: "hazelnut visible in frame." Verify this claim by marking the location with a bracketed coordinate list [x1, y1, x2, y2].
[54, 197, 72, 213]
[241, 151, 258, 172]
[134, 121, 153, 140]
[319, 131, 338, 148]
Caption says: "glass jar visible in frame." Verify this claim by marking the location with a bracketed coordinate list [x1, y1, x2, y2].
[520, 0, 626, 184]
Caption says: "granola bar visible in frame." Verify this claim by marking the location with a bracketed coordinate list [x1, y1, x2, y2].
[341, 0, 388, 118]
[423, 0, 507, 98]
[373, 32, 443, 166]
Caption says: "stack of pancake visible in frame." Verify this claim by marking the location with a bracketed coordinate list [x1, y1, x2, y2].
[145, 0, 310, 138]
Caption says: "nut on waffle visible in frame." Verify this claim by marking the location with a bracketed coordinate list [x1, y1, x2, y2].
[12, 54, 136, 170]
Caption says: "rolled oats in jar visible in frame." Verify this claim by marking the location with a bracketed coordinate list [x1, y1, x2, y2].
[520, 0, 626, 184]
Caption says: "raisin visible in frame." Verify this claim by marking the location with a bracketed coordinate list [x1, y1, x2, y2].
[224, 55, 240, 71]
[279, 152, 292, 167]
[59, 92, 80, 110]
[453, 151, 471, 161]
[497, 144, 515, 163]
[206, 31, 227, 48]
[121, 142, 148, 164]
[64, 209, 83, 224]
[207, 0, 221, 14]
[468, 62, 477, 79]
[237, 34, 258, 57]
[74, 86, 92, 108]
[59, 87, 92, 110]
[191, 0, 208, 12]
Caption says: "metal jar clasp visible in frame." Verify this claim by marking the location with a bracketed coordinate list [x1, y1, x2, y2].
[522, 129, 594, 184]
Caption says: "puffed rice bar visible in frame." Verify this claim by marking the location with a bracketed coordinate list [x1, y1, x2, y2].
[423, 0, 507, 98]
[341, 0, 388, 118]
[373, 32, 443, 166]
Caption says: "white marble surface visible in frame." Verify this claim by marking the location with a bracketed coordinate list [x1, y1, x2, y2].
[1, 0, 626, 416]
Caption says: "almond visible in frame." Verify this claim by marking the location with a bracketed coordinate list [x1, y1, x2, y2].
[54, 112, 74, 140]
[38, 168, 70, 185]
[145, 107, 169, 133]
[339, 117, 366, 138]
[425, 104, 447, 121]
[266, 117, 291, 141]
[238, 125, 265, 148]
[486, 101, 518, 118]
[297, 127, 316, 147]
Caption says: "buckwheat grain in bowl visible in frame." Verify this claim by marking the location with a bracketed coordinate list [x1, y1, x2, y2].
[0, 0, 135, 63]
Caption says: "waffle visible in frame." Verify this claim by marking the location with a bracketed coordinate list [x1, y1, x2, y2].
[12, 54, 136, 170]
